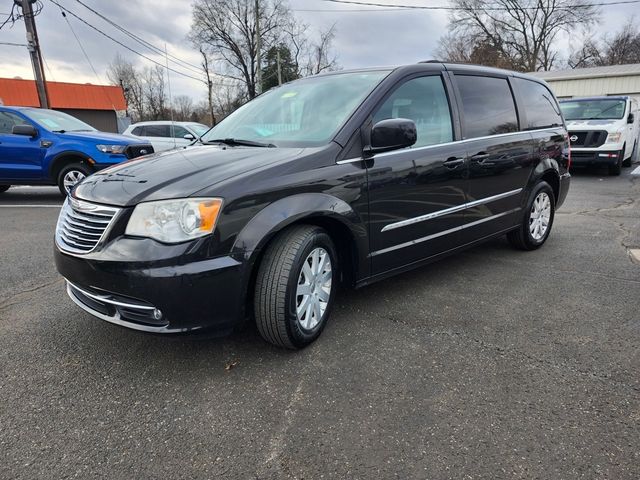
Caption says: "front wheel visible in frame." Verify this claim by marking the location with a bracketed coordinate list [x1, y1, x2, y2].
[254, 225, 337, 349]
[508, 181, 555, 251]
[623, 141, 635, 167]
[57, 163, 91, 196]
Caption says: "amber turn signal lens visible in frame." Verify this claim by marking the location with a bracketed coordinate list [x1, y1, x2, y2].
[198, 199, 222, 232]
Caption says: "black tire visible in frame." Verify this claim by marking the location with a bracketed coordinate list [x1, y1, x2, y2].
[0, 185, 10, 193]
[254, 225, 337, 349]
[609, 151, 623, 176]
[623, 142, 635, 167]
[57, 163, 92, 196]
[507, 181, 555, 251]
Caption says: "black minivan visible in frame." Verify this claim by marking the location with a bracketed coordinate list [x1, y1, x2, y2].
[54, 62, 570, 349]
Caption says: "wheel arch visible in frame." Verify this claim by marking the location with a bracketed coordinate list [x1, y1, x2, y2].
[528, 158, 561, 205]
[232, 193, 369, 319]
[48, 151, 94, 182]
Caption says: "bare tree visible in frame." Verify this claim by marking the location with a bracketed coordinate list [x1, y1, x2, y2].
[200, 47, 217, 126]
[107, 53, 145, 121]
[303, 25, 339, 76]
[436, 32, 514, 69]
[190, 0, 291, 99]
[569, 20, 640, 68]
[143, 66, 168, 120]
[172, 95, 194, 121]
[442, 0, 599, 71]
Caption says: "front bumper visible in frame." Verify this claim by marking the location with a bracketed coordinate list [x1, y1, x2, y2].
[570, 149, 623, 166]
[55, 247, 247, 334]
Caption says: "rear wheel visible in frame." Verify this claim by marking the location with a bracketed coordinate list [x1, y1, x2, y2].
[0, 185, 10, 193]
[508, 181, 555, 251]
[57, 163, 91, 196]
[254, 225, 337, 349]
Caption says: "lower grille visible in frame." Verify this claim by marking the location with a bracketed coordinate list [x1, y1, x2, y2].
[125, 144, 154, 159]
[568, 130, 607, 148]
[67, 282, 169, 329]
[55, 197, 119, 254]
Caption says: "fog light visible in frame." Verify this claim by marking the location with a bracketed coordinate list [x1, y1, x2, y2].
[152, 309, 163, 320]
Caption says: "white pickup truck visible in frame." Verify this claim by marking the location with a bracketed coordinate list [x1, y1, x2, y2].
[559, 96, 639, 176]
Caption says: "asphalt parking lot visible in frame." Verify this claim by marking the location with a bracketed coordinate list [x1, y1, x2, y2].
[1, 166, 639, 479]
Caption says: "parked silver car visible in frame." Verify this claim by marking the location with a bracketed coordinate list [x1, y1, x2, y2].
[123, 121, 210, 152]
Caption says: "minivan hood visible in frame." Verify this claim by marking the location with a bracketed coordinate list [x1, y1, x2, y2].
[565, 119, 621, 128]
[58, 130, 150, 145]
[74, 145, 305, 207]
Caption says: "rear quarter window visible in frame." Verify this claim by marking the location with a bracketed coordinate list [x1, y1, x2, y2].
[513, 78, 563, 130]
[142, 125, 170, 137]
[456, 75, 518, 139]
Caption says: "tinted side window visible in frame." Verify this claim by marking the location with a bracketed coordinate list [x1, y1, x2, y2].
[0, 112, 29, 134]
[373, 76, 453, 148]
[456, 75, 518, 138]
[513, 78, 563, 130]
[131, 126, 143, 136]
[173, 126, 189, 138]
[143, 125, 170, 137]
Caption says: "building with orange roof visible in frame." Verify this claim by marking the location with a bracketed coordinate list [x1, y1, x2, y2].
[0, 78, 128, 133]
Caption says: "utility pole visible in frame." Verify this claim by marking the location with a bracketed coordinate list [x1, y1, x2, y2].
[255, 0, 262, 96]
[19, 0, 49, 108]
[276, 48, 282, 86]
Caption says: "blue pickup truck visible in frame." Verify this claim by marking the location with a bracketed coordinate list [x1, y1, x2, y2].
[0, 106, 153, 195]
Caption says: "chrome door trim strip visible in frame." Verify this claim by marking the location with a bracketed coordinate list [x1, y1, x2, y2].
[381, 188, 522, 232]
[334, 126, 563, 166]
[370, 208, 520, 257]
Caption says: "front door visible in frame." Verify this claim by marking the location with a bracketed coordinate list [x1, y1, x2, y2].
[366, 74, 468, 275]
[0, 111, 46, 180]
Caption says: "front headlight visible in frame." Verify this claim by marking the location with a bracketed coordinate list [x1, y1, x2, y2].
[96, 144, 127, 154]
[605, 132, 623, 144]
[125, 198, 223, 243]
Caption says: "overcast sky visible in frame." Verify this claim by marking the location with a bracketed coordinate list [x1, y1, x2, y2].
[0, 0, 637, 104]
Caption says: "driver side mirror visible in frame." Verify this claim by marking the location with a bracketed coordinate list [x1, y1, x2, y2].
[183, 133, 195, 141]
[12, 124, 37, 137]
[628, 113, 634, 124]
[369, 118, 417, 154]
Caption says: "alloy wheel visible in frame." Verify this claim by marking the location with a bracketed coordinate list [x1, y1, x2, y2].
[529, 192, 551, 241]
[296, 247, 332, 330]
[63, 170, 86, 194]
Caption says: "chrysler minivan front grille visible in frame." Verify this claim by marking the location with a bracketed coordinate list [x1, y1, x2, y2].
[55, 197, 120, 254]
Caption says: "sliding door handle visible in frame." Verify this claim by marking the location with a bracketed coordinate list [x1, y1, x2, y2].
[443, 157, 465, 169]
[470, 152, 491, 163]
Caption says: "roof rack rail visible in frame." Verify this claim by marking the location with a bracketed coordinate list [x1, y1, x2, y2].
[418, 60, 442, 64]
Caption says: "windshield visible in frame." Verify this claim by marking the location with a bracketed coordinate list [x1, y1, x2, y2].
[24, 108, 96, 132]
[560, 99, 626, 121]
[189, 123, 210, 136]
[201, 71, 390, 147]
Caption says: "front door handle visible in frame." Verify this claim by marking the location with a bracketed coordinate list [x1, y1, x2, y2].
[471, 152, 491, 163]
[443, 157, 465, 169]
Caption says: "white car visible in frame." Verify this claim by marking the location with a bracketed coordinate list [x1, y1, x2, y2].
[560, 96, 639, 175]
[123, 121, 210, 152]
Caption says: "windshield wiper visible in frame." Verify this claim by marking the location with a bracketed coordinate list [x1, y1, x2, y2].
[204, 138, 276, 148]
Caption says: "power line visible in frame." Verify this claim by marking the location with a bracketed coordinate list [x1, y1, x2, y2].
[58, 8, 117, 110]
[0, 41, 29, 47]
[48, 0, 206, 83]
[70, 0, 206, 76]
[321, 0, 640, 10]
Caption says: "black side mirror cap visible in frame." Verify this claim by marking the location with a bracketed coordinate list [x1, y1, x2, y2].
[628, 113, 634, 124]
[12, 124, 38, 137]
[368, 118, 417, 154]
